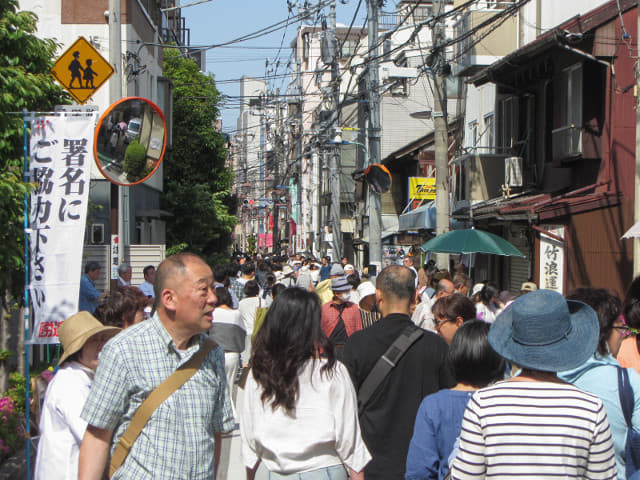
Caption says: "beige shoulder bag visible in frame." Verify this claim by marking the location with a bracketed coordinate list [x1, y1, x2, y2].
[108, 338, 217, 478]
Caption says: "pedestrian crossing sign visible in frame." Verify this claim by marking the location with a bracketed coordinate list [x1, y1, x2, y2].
[51, 36, 114, 105]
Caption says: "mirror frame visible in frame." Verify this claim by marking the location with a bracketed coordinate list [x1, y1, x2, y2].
[93, 96, 167, 186]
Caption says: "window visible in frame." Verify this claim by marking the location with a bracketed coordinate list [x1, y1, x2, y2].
[303, 34, 310, 62]
[468, 121, 479, 147]
[486, 0, 515, 9]
[498, 96, 519, 149]
[483, 114, 495, 148]
[383, 39, 392, 61]
[340, 38, 359, 59]
[559, 64, 582, 128]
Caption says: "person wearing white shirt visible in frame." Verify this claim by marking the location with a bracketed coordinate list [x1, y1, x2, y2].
[34, 312, 120, 480]
[117, 263, 132, 287]
[138, 265, 155, 298]
[238, 280, 269, 363]
[240, 287, 370, 480]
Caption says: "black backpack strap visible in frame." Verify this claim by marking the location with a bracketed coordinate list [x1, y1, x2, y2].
[357, 324, 424, 412]
[618, 366, 634, 428]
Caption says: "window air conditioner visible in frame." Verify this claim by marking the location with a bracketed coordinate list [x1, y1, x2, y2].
[504, 157, 523, 187]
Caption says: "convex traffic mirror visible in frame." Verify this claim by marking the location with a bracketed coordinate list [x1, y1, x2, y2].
[364, 164, 392, 194]
[94, 97, 166, 186]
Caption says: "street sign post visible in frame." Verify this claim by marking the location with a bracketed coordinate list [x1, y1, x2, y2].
[51, 36, 114, 105]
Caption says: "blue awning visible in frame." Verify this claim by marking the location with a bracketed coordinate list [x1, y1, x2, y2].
[398, 202, 436, 231]
[398, 201, 467, 232]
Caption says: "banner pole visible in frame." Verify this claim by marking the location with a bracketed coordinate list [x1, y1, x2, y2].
[22, 109, 32, 479]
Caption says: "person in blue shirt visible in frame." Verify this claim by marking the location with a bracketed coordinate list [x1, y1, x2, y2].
[406, 321, 505, 480]
[320, 256, 331, 282]
[560, 288, 640, 480]
[79, 261, 104, 313]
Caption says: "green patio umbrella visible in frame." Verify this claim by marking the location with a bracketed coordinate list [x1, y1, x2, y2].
[421, 228, 525, 257]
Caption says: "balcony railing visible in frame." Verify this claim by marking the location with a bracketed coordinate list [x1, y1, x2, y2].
[452, 3, 518, 76]
[450, 151, 514, 203]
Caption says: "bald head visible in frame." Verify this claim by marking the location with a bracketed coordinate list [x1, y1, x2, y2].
[154, 253, 206, 301]
[435, 278, 455, 298]
[376, 265, 415, 302]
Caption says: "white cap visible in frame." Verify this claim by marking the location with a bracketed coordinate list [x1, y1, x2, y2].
[357, 280, 376, 298]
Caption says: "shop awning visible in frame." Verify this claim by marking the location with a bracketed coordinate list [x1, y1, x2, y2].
[399, 202, 436, 231]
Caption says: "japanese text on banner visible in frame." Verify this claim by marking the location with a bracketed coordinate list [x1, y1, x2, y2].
[29, 114, 96, 344]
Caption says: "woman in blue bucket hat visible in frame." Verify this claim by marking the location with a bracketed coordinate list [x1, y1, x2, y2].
[450, 289, 617, 479]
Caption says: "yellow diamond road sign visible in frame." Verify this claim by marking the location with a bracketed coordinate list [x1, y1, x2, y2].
[51, 36, 114, 105]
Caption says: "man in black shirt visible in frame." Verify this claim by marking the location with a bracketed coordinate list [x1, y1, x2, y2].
[343, 265, 455, 480]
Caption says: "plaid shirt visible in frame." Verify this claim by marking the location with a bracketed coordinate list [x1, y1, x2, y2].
[320, 300, 363, 342]
[81, 314, 234, 479]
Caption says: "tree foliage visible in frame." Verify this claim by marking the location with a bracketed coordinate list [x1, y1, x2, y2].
[123, 140, 146, 181]
[162, 48, 236, 265]
[0, 0, 68, 299]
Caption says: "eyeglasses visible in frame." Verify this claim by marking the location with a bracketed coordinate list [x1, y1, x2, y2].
[613, 325, 631, 336]
[433, 317, 453, 328]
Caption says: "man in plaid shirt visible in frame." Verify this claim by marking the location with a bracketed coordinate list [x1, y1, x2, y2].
[79, 253, 234, 479]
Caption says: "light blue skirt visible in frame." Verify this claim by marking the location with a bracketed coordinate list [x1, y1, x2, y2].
[255, 463, 348, 480]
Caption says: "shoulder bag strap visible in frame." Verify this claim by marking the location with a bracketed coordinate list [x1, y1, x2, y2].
[618, 366, 634, 428]
[357, 325, 424, 412]
[108, 338, 217, 478]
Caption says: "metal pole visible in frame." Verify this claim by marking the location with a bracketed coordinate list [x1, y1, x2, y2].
[433, 0, 450, 269]
[367, 0, 382, 273]
[296, 57, 303, 254]
[109, 0, 126, 285]
[634, 1, 640, 277]
[22, 110, 32, 480]
[329, 0, 342, 261]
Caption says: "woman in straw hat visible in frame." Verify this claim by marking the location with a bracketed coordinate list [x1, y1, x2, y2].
[450, 289, 617, 480]
[34, 312, 120, 480]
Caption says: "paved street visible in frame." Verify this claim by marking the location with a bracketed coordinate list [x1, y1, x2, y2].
[218, 384, 245, 480]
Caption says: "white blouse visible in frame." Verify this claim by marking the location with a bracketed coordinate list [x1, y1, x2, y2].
[34, 361, 93, 480]
[240, 359, 371, 475]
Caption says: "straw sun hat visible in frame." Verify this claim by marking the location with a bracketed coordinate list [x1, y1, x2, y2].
[57, 311, 121, 366]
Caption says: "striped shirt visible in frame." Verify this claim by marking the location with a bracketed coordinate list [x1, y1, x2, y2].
[450, 381, 617, 480]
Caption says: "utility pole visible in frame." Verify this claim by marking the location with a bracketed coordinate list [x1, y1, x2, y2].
[295, 55, 303, 254]
[329, 0, 342, 261]
[109, 0, 124, 291]
[635, 0, 640, 276]
[433, 0, 450, 269]
[367, 0, 382, 274]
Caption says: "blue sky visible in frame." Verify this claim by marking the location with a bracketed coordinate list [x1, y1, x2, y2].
[183, 0, 369, 132]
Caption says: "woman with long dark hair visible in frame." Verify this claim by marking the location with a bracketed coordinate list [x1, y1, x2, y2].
[239, 287, 371, 480]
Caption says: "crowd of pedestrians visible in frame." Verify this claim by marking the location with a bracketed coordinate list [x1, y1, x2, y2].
[32, 250, 640, 479]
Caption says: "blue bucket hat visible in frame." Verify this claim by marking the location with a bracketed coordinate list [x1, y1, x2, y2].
[488, 289, 599, 372]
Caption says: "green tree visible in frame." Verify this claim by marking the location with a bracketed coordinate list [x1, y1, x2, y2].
[0, 0, 68, 390]
[123, 140, 147, 181]
[0, 0, 67, 298]
[162, 48, 236, 265]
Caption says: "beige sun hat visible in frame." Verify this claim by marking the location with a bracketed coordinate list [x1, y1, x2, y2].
[58, 311, 121, 366]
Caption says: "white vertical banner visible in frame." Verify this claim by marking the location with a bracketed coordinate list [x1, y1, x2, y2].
[29, 114, 96, 344]
[539, 225, 565, 294]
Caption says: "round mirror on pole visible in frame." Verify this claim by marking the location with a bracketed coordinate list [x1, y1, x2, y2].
[94, 96, 166, 186]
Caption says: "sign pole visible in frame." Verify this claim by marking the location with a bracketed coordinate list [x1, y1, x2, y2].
[109, 0, 126, 286]
[22, 109, 32, 480]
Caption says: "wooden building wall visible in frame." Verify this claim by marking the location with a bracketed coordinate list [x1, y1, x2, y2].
[564, 199, 633, 297]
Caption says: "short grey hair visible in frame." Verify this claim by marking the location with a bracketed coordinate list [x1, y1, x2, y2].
[118, 263, 131, 275]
